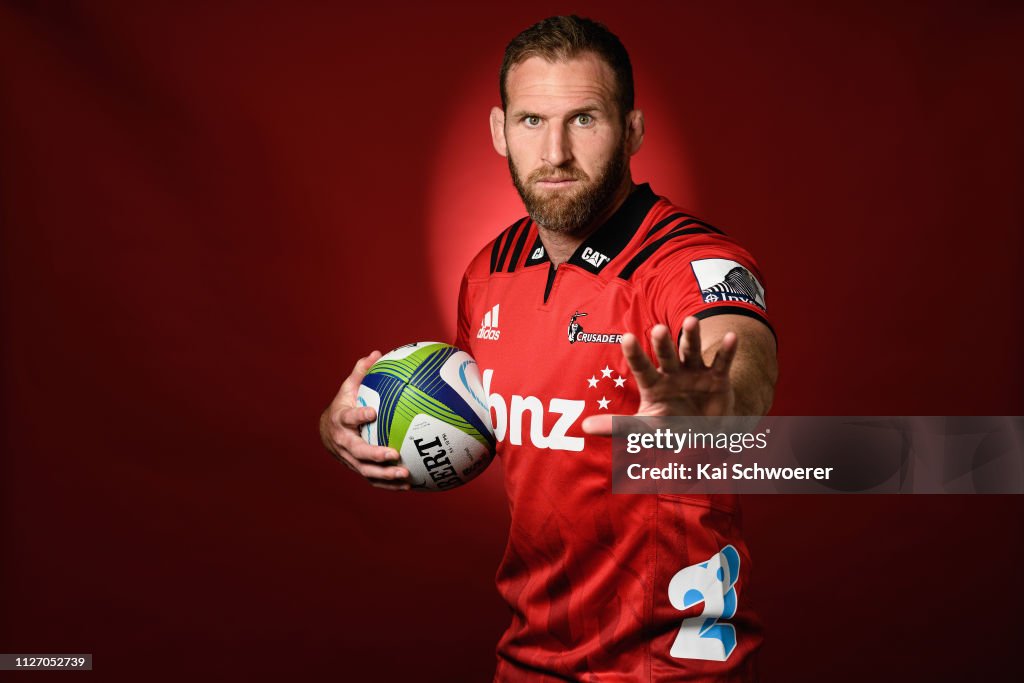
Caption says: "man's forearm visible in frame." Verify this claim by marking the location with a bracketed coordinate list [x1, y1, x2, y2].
[697, 316, 778, 417]
[730, 354, 777, 416]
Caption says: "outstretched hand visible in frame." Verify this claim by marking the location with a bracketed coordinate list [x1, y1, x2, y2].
[581, 317, 737, 436]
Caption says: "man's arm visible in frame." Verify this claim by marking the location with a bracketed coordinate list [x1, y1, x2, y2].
[690, 314, 777, 416]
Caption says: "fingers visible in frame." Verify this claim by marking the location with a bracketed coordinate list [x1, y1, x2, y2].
[650, 324, 680, 372]
[338, 405, 377, 428]
[330, 434, 411, 486]
[710, 331, 739, 376]
[581, 414, 613, 436]
[356, 461, 410, 481]
[622, 333, 660, 388]
[339, 350, 383, 397]
[679, 316, 704, 370]
[355, 449, 410, 490]
[340, 428, 402, 464]
[323, 406, 401, 465]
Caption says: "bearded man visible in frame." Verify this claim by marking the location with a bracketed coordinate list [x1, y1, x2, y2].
[321, 15, 777, 682]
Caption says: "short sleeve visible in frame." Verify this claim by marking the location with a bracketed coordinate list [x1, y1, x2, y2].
[643, 242, 773, 343]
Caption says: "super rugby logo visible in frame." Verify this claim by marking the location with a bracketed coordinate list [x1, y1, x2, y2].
[691, 259, 766, 311]
[567, 311, 623, 345]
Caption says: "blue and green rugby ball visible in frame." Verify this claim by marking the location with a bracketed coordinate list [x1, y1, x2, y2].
[357, 342, 495, 491]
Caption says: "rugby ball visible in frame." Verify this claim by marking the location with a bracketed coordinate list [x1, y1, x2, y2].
[357, 342, 495, 491]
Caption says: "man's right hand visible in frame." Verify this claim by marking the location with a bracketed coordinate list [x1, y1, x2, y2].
[319, 351, 411, 491]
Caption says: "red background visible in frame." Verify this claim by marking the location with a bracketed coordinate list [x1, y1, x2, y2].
[2, 1, 1022, 681]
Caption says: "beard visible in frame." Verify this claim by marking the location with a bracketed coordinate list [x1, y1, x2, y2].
[508, 144, 629, 235]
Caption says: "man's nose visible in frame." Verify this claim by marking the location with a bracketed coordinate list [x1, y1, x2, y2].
[541, 124, 573, 167]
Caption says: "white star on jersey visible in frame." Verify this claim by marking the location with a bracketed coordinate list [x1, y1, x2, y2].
[597, 396, 610, 410]
[600, 365, 613, 378]
[587, 376, 599, 388]
[613, 376, 626, 387]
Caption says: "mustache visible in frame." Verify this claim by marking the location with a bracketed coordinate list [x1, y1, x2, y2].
[528, 166, 590, 183]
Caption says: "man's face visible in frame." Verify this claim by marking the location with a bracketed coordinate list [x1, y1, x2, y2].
[492, 53, 641, 234]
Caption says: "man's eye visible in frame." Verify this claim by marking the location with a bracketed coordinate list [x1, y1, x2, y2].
[524, 116, 541, 127]
[576, 114, 594, 126]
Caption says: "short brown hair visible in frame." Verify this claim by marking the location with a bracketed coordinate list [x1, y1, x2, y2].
[499, 15, 635, 118]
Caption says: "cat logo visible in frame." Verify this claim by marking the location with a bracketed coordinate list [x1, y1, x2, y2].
[580, 247, 610, 269]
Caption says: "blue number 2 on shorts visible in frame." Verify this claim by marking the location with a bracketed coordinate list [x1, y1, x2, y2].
[667, 545, 741, 661]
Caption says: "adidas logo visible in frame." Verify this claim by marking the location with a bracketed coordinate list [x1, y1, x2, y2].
[477, 304, 501, 341]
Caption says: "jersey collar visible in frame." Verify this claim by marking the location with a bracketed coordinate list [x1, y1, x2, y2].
[523, 183, 659, 274]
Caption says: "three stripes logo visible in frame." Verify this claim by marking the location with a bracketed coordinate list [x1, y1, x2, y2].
[477, 304, 501, 341]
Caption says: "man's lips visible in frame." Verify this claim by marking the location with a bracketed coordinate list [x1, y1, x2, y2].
[534, 178, 579, 187]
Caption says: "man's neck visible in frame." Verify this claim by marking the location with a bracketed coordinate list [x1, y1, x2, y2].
[538, 180, 636, 267]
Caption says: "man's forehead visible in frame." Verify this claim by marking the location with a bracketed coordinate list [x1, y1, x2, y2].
[505, 53, 617, 110]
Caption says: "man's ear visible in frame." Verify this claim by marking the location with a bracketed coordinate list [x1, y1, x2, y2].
[626, 109, 645, 156]
[490, 107, 508, 157]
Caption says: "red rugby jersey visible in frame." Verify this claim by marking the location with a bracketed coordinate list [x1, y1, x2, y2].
[455, 184, 773, 682]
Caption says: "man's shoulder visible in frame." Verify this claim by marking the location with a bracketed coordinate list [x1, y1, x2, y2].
[462, 215, 532, 280]
[621, 195, 762, 282]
